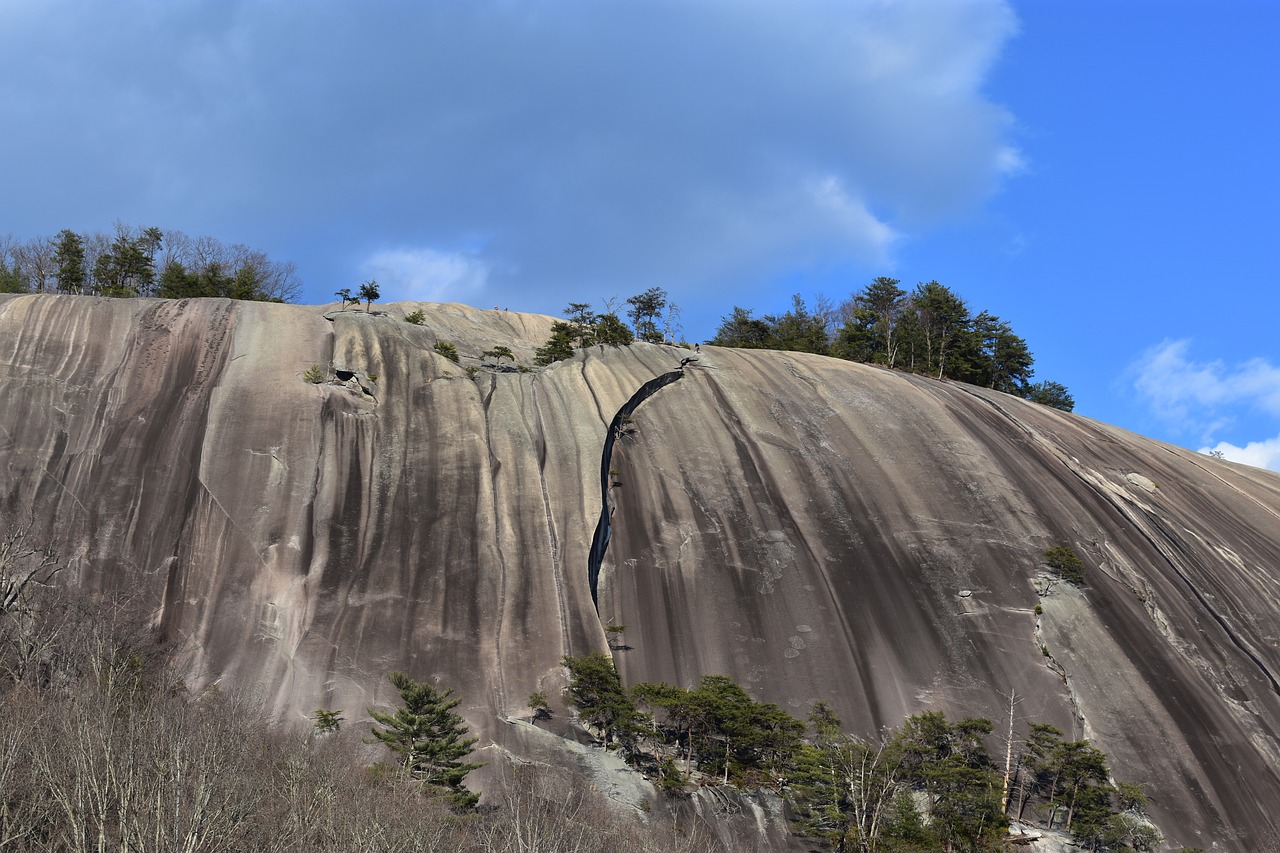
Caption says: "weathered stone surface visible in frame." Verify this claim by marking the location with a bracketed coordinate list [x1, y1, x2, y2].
[2, 293, 1278, 847]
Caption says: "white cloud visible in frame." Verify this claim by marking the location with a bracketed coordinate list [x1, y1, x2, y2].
[1200, 435, 1280, 473]
[808, 175, 900, 260]
[1133, 340, 1280, 423]
[0, 0, 1024, 313]
[360, 248, 489, 304]
[1131, 340, 1280, 462]
[995, 145, 1028, 177]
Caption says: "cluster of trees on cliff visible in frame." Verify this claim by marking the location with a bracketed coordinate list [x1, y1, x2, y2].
[534, 290, 679, 365]
[560, 652, 1160, 852]
[710, 279, 1073, 411]
[0, 224, 301, 302]
[531, 282, 1073, 411]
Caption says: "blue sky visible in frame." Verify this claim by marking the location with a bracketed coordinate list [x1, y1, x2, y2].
[3, 0, 1278, 470]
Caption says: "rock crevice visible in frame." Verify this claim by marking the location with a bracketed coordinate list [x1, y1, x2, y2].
[587, 368, 686, 608]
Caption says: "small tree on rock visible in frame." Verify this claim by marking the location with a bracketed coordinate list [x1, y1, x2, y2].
[1045, 546, 1085, 586]
[534, 322, 577, 366]
[594, 312, 634, 347]
[482, 345, 515, 367]
[1021, 380, 1075, 412]
[368, 671, 483, 808]
[433, 340, 460, 363]
[357, 279, 380, 313]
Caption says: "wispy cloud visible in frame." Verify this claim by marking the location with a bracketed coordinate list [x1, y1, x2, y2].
[1130, 339, 1280, 469]
[360, 248, 490, 304]
[1132, 340, 1280, 422]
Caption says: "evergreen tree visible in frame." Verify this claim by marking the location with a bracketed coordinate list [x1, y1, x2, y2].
[368, 672, 483, 808]
[709, 306, 776, 349]
[1045, 546, 1085, 585]
[562, 652, 639, 746]
[0, 263, 26, 294]
[534, 321, 577, 366]
[358, 279, 380, 312]
[1020, 380, 1075, 412]
[625, 287, 668, 343]
[909, 280, 971, 379]
[853, 276, 908, 366]
[93, 225, 161, 298]
[482, 345, 515, 367]
[830, 307, 878, 362]
[1013, 723, 1064, 821]
[767, 294, 830, 355]
[53, 230, 86, 294]
[593, 312, 634, 346]
[969, 312, 1032, 392]
[564, 302, 598, 347]
[433, 340, 460, 363]
[1048, 740, 1110, 832]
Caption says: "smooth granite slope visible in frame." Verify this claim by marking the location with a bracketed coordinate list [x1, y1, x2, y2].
[1, 293, 1277, 848]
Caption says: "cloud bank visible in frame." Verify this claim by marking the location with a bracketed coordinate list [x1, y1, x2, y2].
[0, 0, 1022, 311]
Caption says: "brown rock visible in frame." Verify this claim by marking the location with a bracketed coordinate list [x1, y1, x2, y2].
[2, 293, 1278, 847]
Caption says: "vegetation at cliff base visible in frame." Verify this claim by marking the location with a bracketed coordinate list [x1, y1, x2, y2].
[561, 653, 1160, 852]
[0, 519, 748, 852]
[367, 672, 483, 809]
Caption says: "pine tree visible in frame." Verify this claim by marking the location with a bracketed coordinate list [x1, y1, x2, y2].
[625, 286, 668, 343]
[534, 321, 577, 366]
[52, 230, 86, 294]
[562, 652, 639, 746]
[358, 279, 380, 312]
[368, 671, 483, 808]
[594, 312, 635, 346]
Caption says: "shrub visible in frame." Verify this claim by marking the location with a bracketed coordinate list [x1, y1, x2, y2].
[302, 364, 327, 383]
[528, 691, 552, 721]
[1045, 545, 1085, 585]
[313, 708, 344, 733]
[433, 341, 459, 363]
[404, 309, 426, 325]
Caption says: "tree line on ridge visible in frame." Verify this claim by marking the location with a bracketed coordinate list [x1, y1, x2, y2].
[532, 281, 1073, 411]
[708, 279, 1073, 411]
[1, 223, 300, 303]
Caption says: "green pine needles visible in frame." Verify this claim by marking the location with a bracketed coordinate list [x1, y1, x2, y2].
[1045, 545, 1086, 585]
[368, 672, 484, 809]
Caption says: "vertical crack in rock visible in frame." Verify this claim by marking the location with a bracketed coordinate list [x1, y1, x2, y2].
[1033, 600, 1094, 741]
[587, 368, 686, 610]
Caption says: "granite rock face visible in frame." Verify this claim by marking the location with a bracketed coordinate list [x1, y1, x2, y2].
[2, 294, 1278, 847]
